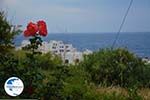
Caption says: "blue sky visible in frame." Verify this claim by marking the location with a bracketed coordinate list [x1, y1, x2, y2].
[1, 0, 150, 33]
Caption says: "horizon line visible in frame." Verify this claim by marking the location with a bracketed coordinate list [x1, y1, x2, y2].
[47, 32, 150, 34]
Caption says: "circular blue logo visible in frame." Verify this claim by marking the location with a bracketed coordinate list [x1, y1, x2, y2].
[4, 77, 24, 97]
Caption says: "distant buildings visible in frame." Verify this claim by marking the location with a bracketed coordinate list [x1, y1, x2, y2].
[142, 57, 150, 64]
[16, 40, 92, 64]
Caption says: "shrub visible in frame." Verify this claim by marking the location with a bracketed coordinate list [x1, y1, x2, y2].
[0, 51, 45, 98]
[80, 48, 150, 88]
[35, 52, 62, 70]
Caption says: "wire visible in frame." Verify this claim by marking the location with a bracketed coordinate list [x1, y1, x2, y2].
[111, 0, 134, 48]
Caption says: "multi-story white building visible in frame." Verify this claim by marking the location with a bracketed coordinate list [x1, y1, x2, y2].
[41, 40, 84, 64]
[17, 40, 92, 64]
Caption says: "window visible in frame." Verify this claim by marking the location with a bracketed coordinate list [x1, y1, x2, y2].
[60, 46, 64, 48]
[60, 50, 64, 52]
[54, 51, 58, 53]
[66, 50, 70, 52]
[65, 59, 69, 64]
[52, 47, 56, 49]
[75, 59, 79, 63]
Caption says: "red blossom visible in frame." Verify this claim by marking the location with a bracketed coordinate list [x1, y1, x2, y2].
[24, 20, 48, 37]
[37, 20, 48, 36]
[24, 22, 38, 37]
[24, 30, 31, 37]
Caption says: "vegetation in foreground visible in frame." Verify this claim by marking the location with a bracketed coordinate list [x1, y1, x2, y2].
[0, 11, 150, 100]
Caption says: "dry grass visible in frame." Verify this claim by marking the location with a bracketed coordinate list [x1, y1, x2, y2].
[138, 88, 150, 100]
[96, 87, 150, 100]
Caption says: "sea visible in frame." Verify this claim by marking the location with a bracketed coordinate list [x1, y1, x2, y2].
[14, 32, 150, 58]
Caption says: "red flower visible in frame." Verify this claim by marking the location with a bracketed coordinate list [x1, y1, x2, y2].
[24, 30, 31, 37]
[24, 20, 48, 37]
[24, 22, 38, 37]
[37, 20, 48, 36]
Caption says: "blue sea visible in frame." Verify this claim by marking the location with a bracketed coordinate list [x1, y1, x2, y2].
[14, 32, 150, 58]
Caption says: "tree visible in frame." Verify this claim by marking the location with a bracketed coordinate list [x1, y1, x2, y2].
[0, 10, 21, 98]
[0, 11, 21, 54]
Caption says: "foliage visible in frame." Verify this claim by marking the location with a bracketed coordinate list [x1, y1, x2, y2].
[142, 64, 150, 87]
[0, 11, 20, 53]
[80, 48, 150, 88]
[127, 87, 143, 100]
[0, 51, 41, 98]
[0, 10, 21, 98]
[22, 36, 43, 54]
[0, 47, 149, 99]
[35, 52, 62, 70]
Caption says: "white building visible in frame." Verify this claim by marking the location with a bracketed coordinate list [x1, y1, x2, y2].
[142, 57, 150, 64]
[16, 40, 30, 50]
[45, 40, 83, 64]
[38, 41, 51, 53]
[17, 40, 92, 64]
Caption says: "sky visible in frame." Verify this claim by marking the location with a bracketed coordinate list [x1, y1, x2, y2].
[1, 0, 150, 33]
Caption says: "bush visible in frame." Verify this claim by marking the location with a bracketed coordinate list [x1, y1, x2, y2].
[80, 48, 150, 88]
[35, 52, 62, 70]
[0, 51, 44, 98]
